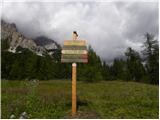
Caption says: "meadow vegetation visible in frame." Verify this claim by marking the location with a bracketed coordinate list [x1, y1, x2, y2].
[1, 80, 158, 119]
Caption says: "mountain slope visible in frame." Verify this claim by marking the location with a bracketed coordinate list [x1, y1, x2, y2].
[34, 36, 61, 56]
[1, 20, 60, 56]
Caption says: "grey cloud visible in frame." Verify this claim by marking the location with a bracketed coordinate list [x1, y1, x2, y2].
[1, 1, 158, 63]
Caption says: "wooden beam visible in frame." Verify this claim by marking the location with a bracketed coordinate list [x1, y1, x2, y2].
[61, 50, 88, 54]
[61, 59, 88, 63]
[64, 40, 86, 46]
[61, 54, 88, 59]
[62, 46, 87, 50]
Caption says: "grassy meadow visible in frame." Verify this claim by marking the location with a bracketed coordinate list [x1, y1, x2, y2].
[1, 80, 159, 119]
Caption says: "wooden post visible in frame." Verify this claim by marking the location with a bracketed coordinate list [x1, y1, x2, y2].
[72, 31, 78, 116]
[72, 63, 77, 116]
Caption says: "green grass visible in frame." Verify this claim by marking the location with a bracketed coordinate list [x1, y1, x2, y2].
[1, 80, 159, 118]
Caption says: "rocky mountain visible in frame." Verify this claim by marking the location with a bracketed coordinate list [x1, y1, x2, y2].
[34, 36, 61, 56]
[1, 20, 60, 56]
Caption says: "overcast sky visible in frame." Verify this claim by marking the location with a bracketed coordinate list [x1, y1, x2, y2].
[1, 0, 159, 63]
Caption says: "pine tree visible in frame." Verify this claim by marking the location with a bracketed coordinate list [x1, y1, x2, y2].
[102, 61, 111, 80]
[142, 33, 159, 84]
[110, 58, 128, 80]
[77, 45, 103, 82]
[125, 47, 145, 82]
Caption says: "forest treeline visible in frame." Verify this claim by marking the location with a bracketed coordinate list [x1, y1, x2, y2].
[1, 33, 159, 84]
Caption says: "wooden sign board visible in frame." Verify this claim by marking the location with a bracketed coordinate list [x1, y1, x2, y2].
[61, 40, 88, 63]
[64, 40, 86, 46]
[62, 54, 88, 59]
[62, 50, 87, 54]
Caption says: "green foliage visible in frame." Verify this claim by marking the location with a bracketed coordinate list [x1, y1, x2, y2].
[1, 46, 70, 80]
[142, 33, 159, 84]
[1, 33, 159, 84]
[102, 61, 111, 80]
[101, 33, 158, 85]
[1, 37, 72, 80]
[77, 45, 103, 82]
[1, 38, 10, 50]
[110, 59, 128, 80]
[125, 47, 146, 82]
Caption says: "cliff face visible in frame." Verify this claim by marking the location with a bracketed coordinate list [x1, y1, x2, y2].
[1, 20, 60, 56]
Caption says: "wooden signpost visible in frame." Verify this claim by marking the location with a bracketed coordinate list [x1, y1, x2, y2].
[61, 31, 88, 116]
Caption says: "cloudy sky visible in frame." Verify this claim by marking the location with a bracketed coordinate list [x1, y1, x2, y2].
[1, 0, 159, 63]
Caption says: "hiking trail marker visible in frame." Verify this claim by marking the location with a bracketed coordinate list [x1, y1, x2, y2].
[61, 31, 88, 116]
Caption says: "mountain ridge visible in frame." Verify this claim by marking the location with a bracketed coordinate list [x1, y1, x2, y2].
[1, 20, 61, 56]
